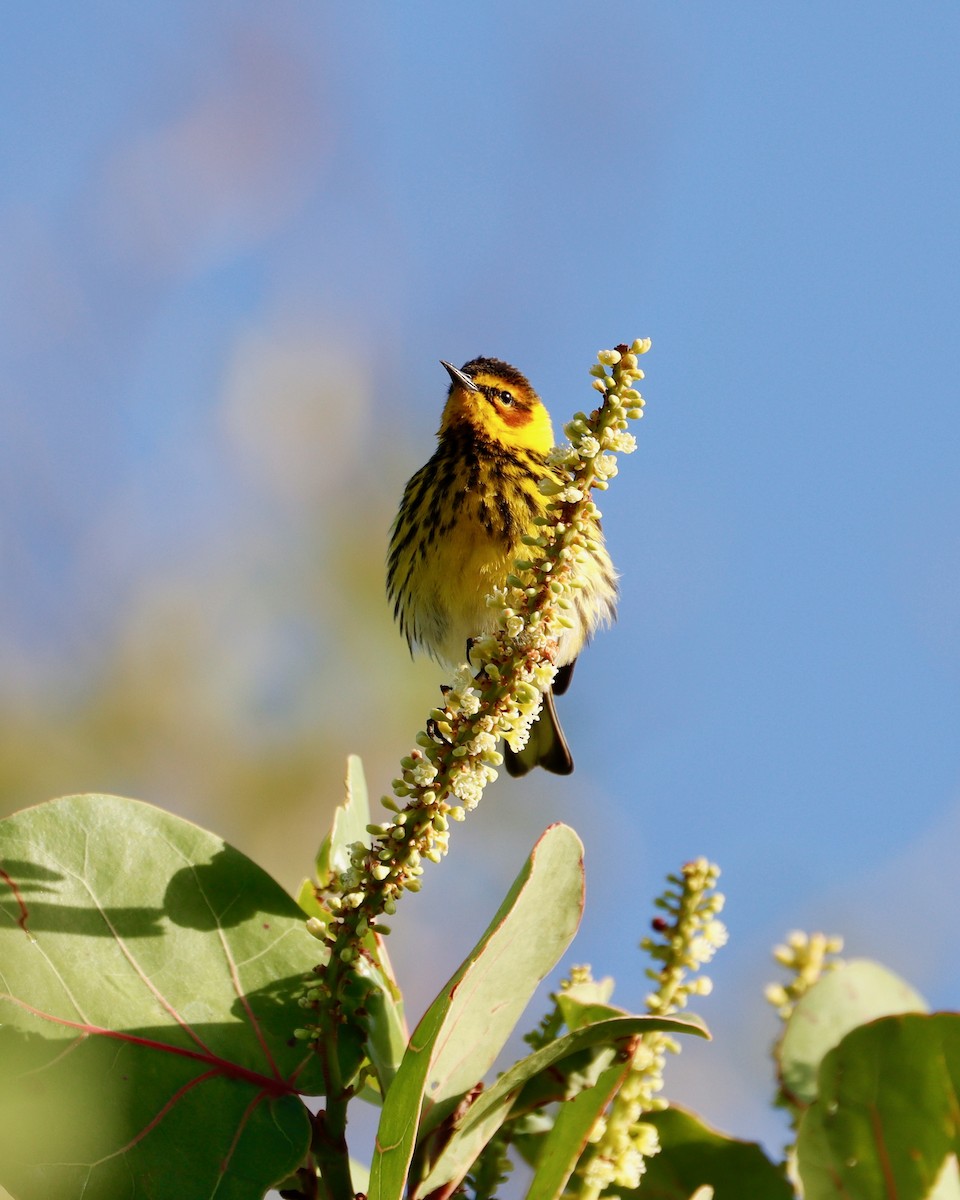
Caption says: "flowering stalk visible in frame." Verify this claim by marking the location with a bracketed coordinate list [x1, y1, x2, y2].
[304, 342, 649, 1004]
[577, 859, 727, 1199]
[298, 342, 649, 1200]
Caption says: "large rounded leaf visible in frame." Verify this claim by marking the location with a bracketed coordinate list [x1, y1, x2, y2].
[638, 1106, 794, 1200]
[0, 795, 324, 1200]
[797, 1012, 960, 1200]
[779, 959, 927, 1108]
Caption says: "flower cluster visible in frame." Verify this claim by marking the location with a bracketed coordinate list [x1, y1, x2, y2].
[582, 1068, 662, 1194]
[579, 859, 726, 1199]
[642, 858, 728, 1013]
[764, 930, 845, 1020]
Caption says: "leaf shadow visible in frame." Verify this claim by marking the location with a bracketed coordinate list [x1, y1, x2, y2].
[164, 846, 302, 930]
[1, 859, 165, 936]
[1, 847, 302, 938]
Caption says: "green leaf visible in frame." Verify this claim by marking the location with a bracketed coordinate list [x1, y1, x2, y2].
[419, 822, 588, 1134]
[421, 1016, 709, 1200]
[562, 977, 616, 1007]
[522, 1060, 632, 1200]
[625, 1105, 794, 1200]
[557, 991, 625, 1032]
[512, 1009, 706, 1120]
[315, 754, 372, 887]
[779, 959, 928, 1107]
[368, 824, 587, 1200]
[354, 930, 409, 1098]
[296, 875, 329, 921]
[0, 794, 322, 1200]
[796, 1012, 960, 1200]
[300, 756, 408, 1099]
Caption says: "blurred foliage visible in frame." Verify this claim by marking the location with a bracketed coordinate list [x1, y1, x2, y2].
[1, 782, 950, 1199]
[0, 348, 439, 893]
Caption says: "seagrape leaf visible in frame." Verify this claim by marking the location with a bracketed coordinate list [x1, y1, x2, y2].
[315, 754, 371, 887]
[523, 1059, 633, 1200]
[421, 1014, 706, 1200]
[634, 1105, 794, 1200]
[0, 794, 325, 1200]
[299, 756, 408, 1101]
[509, 1016, 707, 1122]
[418, 822, 587, 1135]
[369, 823, 586, 1200]
[561, 977, 616, 1007]
[557, 988, 624, 1032]
[779, 958, 928, 1107]
[353, 931, 408, 1098]
[796, 1012, 960, 1200]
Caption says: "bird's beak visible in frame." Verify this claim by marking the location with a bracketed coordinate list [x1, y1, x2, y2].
[440, 360, 479, 392]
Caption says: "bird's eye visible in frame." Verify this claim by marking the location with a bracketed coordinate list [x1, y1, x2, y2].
[499, 390, 515, 407]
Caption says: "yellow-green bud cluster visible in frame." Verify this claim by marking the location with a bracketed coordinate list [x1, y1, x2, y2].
[642, 857, 727, 1013]
[580, 857, 726, 1200]
[765, 930, 844, 1020]
[582, 1058, 663, 1192]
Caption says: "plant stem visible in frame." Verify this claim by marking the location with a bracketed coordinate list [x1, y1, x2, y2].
[311, 1033, 354, 1200]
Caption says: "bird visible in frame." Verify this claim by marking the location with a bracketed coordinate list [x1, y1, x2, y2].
[387, 357, 617, 775]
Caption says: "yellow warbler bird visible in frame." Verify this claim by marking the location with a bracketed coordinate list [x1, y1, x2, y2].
[387, 357, 616, 775]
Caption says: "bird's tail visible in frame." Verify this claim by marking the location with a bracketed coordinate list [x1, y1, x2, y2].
[503, 687, 574, 777]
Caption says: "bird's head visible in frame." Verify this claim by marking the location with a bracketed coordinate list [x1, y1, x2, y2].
[438, 357, 555, 454]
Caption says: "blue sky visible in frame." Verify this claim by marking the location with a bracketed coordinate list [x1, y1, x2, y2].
[3, 2, 959, 1152]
